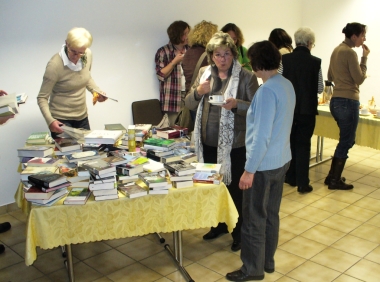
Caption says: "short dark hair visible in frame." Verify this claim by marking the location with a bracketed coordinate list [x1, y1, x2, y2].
[220, 23, 244, 47]
[167, 21, 190, 45]
[268, 28, 293, 52]
[247, 41, 281, 72]
[342, 22, 366, 38]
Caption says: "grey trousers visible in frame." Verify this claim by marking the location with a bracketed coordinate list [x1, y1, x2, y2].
[240, 161, 290, 276]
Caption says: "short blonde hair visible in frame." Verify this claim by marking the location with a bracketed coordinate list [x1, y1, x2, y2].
[188, 20, 218, 47]
[206, 31, 238, 65]
[66, 27, 93, 48]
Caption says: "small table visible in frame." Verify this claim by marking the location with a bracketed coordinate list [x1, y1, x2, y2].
[311, 105, 380, 166]
[16, 183, 238, 282]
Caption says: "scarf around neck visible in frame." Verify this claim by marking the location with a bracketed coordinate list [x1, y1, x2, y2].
[194, 60, 241, 185]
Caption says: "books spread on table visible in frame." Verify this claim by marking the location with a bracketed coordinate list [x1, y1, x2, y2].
[65, 150, 102, 163]
[118, 182, 148, 198]
[26, 132, 50, 145]
[55, 137, 81, 152]
[164, 161, 196, 176]
[82, 159, 116, 176]
[63, 188, 91, 205]
[17, 146, 54, 158]
[192, 163, 222, 173]
[84, 130, 124, 144]
[28, 173, 68, 188]
[192, 172, 223, 184]
[26, 157, 59, 167]
[155, 125, 188, 139]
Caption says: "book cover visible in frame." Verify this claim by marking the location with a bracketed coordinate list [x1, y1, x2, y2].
[94, 194, 119, 201]
[104, 123, 127, 133]
[143, 138, 176, 148]
[164, 161, 196, 176]
[28, 188, 68, 204]
[90, 174, 116, 184]
[180, 153, 197, 163]
[26, 132, 49, 144]
[85, 130, 124, 144]
[138, 170, 169, 188]
[65, 150, 101, 163]
[24, 186, 55, 200]
[172, 180, 193, 189]
[55, 138, 81, 152]
[39, 181, 71, 192]
[65, 187, 91, 201]
[102, 155, 129, 166]
[28, 173, 67, 188]
[0, 105, 16, 117]
[156, 126, 188, 139]
[192, 172, 223, 185]
[192, 163, 222, 173]
[82, 159, 116, 176]
[116, 164, 144, 176]
[118, 182, 147, 198]
[26, 157, 59, 167]
[20, 166, 58, 181]
[17, 146, 54, 158]
[142, 160, 165, 173]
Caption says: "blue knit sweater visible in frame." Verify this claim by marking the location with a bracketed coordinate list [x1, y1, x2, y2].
[245, 74, 295, 173]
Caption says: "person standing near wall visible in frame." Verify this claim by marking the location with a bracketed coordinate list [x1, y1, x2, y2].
[221, 23, 252, 72]
[280, 27, 323, 194]
[155, 21, 190, 125]
[324, 22, 370, 190]
[37, 27, 107, 139]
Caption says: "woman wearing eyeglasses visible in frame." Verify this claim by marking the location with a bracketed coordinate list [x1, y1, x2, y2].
[185, 31, 259, 252]
[37, 27, 107, 138]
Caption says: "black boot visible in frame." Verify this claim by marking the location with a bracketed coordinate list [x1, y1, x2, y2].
[328, 157, 353, 190]
[324, 158, 346, 185]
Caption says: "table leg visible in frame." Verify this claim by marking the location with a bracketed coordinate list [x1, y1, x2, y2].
[65, 244, 75, 282]
[309, 136, 332, 168]
[165, 231, 194, 282]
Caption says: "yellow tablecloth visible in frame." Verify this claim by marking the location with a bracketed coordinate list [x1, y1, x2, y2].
[20, 183, 238, 266]
[315, 106, 380, 150]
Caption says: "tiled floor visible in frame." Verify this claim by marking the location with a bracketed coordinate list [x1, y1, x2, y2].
[1, 136, 380, 281]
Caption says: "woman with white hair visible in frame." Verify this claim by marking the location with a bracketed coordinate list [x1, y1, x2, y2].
[280, 27, 323, 194]
[37, 27, 107, 138]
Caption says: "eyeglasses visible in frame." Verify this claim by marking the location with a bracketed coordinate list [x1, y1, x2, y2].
[213, 52, 232, 60]
[67, 46, 86, 56]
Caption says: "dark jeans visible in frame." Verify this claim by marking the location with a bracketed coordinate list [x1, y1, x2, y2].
[330, 98, 360, 159]
[286, 114, 316, 186]
[50, 117, 90, 139]
[240, 161, 290, 276]
[202, 143, 245, 242]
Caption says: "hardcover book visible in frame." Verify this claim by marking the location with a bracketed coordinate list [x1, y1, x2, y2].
[17, 146, 54, 158]
[65, 150, 101, 163]
[24, 186, 57, 200]
[118, 182, 148, 198]
[84, 130, 124, 144]
[28, 173, 68, 188]
[192, 172, 223, 185]
[155, 125, 188, 139]
[164, 161, 196, 176]
[55, 137, 81, 152]
[26, 157, 59, 167]
[82, 159, 116, 176]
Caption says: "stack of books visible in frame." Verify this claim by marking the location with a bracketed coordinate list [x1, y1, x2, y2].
[25, 132, 52, 145]
[116, 156, 149, 179]
[82, 159, 118, 201]
[138, 169, 171, 194]
[63, 187, 92, 205]
[55, 137, 81, 154]
[191, 163, 223, 185]
[24, 173, 70, 205]
[164, 161, 196, 188]
[0, 93, 19, 118]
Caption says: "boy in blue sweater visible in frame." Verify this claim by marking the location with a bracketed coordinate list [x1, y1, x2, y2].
[226, 41, 295, 281]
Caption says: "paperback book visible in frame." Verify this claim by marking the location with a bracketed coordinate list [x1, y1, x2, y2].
[155, 125, 188, 139]
[118, 182, 148, 198]
[138, 169, 169, 188]
[28, 188, 68, 205]
[63, 188, 91, 205]
[92, 188, 118, 197]
[84, 130, 124, 144]
[101, 155, 129, 166]
[28, 173, 67, 188]
[83, 159, 116, 176]
[164, 161, 196, 176]
[172, 180, 193, 189]
[20, 166, 58, 181]
[24, 186, 57, 200]
[192, 172, 223, 185]
[94, 194, 119, 201]
[17, 146, 54, 158]
[26, 132, 50, 145]
[26, 157, 59, 167]
[55, 137, 81, 152]
[104, 123, 127, 133]
[65, 150, 102, 163]
[192, 163, 222, 173]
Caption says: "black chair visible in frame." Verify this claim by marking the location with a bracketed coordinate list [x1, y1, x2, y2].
[131, 99, 163, 125]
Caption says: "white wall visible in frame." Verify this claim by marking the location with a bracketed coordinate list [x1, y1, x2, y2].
[0, 0, 302, 206]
